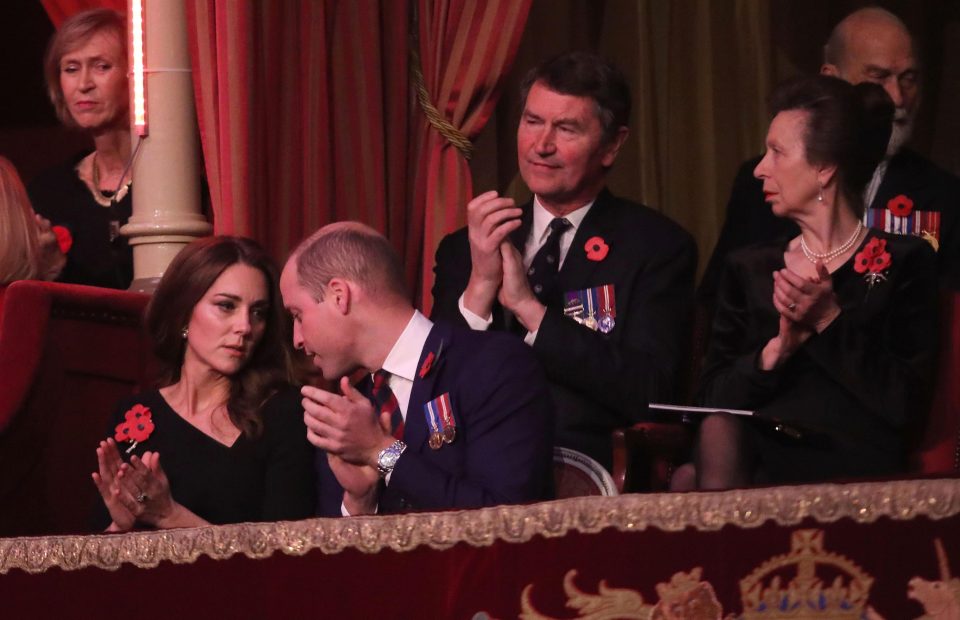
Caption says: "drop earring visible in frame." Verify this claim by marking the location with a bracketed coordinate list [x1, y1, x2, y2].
[818, 182, 824, 203]
[181, 327, 189, 339]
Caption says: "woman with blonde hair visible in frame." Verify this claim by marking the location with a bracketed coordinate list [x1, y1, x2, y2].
[0, 157, 64, 285]
[29, 8, 134, 289]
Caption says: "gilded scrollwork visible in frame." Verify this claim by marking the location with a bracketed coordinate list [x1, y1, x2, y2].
[2, 478, 959, 575]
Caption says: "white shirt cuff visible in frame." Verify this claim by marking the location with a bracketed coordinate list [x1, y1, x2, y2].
[341, 500, 379, 517]
[458, 294, 493, 331]
[523, 329, 538, 346]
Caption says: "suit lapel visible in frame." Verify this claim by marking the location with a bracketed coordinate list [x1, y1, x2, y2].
[558, 188, 615, 291]
[870, 151, 920, 210]
[404, 322, 450, 451]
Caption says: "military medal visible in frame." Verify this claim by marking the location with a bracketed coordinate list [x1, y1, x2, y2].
[423, 402, 443, 450]
[424, 393, 456, 449]
[582, 287, 598, 330]
[436, 392, 457, 444]
[597, 284, 616, 334]
[564, 293, 585, 324]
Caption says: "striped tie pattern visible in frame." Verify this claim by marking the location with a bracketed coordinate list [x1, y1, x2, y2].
[372, 370, 404, 439]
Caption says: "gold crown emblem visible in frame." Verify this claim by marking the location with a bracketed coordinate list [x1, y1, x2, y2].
[739, 529, 873, 619]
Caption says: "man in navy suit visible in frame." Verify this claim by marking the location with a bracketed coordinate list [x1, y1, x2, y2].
[700, 7, 960, 309]
[280, 222, 553, 516]
[431, 52, 697, 470]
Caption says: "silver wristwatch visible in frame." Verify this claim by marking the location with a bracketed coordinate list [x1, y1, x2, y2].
[376, 440, 407, 477]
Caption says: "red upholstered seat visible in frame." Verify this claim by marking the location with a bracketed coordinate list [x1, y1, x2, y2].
[0, 281, 153, 536]
[910, 290, 960, 474]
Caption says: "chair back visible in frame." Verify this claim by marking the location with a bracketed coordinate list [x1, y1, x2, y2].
[553, 446, 618, 497]
[0, 280, 153, 536]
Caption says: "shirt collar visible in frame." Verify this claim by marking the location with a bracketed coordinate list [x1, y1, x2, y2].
[531, 196, 594, 244]
[379, 310, 433, 382]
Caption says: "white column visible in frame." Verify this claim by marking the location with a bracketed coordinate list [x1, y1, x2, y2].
[123, 0, 212, 293]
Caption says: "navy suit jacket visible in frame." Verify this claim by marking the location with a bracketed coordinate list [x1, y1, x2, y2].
[316, 321, 554, 516]
[431, 189, 697, 469]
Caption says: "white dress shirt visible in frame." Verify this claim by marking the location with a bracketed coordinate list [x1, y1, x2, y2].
[459, 196, 594, 344]
[341, 310, 433, 515]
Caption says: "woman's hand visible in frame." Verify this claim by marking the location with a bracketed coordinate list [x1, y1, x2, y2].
[34, 214, 66, 281]
[91, 438, 135, 532]
[773, 263, 841, 333]
[113, 452, 208, 529]
[760, 314, 815, 370]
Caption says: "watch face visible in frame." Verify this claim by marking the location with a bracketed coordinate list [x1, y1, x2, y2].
[381, 450, 400, 469]
[378, 441, 406, 475]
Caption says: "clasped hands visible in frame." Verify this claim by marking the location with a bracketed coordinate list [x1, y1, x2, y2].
[761, 262, 841, 370]
[92, 440, 177, 532]
[302, 376, 394, 515]
[463, 191, 545, 332]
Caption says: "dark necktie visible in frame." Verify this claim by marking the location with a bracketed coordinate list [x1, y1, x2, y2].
[372, 370, 404, 439]
[527, 217, 572, 305]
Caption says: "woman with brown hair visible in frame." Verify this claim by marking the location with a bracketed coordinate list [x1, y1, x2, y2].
[92, 237, 316, 531]
[28, 8, 135, 289]
[683, 75, 938, 489]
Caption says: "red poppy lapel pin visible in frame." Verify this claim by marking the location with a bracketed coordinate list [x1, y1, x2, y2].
[584, 236, 609, 261]
[853, 237, 892, 291]
[418, 340, 445, 379]
[886, 194, 914, 218]
[52, 225, 73, 254]
[114, 404, 155, 453]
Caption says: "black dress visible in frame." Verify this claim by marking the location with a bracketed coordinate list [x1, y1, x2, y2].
[99, 387, 316, 528]
[699, 231, 939, 482]
[28, 154, 133, 289]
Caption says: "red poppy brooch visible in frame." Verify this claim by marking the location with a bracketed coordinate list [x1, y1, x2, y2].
[887, 194, 914, 218]
[114, 404, 155, 453]
[52, 225, 73, 254]
[853, 237, 892, 290]
[584, 236, 609, 261]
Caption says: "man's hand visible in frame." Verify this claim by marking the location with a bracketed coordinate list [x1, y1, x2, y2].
[302, 376, 394, 467]
[328, 454, 380, 515]
[463, 191, 523, 318]
[498, 241, 546, 333]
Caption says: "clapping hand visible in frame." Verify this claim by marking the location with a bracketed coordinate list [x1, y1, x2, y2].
[463, 191, 522, 318]
[773, 262, 841, 333]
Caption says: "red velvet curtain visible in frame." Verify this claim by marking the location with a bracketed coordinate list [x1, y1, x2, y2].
[411, 0, 532, 310]
[41, 0, 125, 27]
[45, 1, 530, 301]
[187, 1, 529, 302]
[186, 1, 413, 265]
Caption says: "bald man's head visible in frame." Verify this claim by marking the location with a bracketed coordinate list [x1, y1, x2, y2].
[822, 7, 919, 155]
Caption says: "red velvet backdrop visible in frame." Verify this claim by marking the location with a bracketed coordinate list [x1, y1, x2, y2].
[411, 0, 532, 309]
[41, 1, 529, 304]
[40, 0, 124, 27]
[184, 0, 529, 303]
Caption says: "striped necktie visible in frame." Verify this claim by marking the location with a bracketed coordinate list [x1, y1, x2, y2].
[372, 369, 404, 439]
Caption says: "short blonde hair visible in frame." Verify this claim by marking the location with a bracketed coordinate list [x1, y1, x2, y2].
[0, 157, 40, 284]
[293, 222, 408, 301]
[44, 9, 127, 127]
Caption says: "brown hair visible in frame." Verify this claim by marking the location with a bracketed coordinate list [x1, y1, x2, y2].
[145, 236, 295, 438]
[293, 222, 408, 302]
[519, 51, 631, 144]
[769, 75, 893, 217]
[0, 157, 40, 284]
[44, 8, 127, 127]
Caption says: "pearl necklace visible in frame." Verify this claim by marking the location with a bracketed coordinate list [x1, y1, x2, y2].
[799, 221, 863, 264]
[90, 152, 132, 208]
